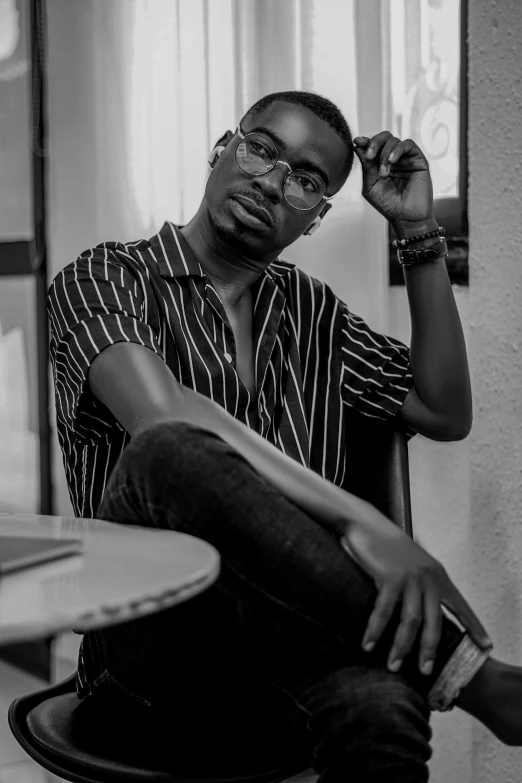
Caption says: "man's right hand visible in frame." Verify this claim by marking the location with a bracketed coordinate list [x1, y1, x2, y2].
[340, 523, 492, 676]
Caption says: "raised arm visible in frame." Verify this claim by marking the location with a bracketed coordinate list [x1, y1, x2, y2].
[353, 132, 472, 441]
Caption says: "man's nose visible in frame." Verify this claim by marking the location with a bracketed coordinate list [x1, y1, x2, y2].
[250, 161, 289, 203]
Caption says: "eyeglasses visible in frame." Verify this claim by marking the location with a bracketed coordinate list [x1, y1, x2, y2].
[234, 125, 333, 211]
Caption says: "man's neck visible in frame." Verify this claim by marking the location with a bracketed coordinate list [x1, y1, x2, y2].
[181, 205, 272, 308]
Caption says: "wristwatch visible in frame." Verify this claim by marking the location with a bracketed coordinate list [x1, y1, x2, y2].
[397, 238, 448, 267]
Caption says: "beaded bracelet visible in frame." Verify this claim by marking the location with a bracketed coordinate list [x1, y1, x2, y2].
[392, 226, 445, 249]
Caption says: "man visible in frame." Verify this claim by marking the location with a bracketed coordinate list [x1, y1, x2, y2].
[48, 91, 522, 782]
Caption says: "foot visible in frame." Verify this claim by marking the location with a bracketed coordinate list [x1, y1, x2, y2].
[455, 656, 522, 745]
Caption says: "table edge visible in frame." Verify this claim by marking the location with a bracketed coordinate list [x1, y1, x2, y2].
[0, 557, 220, 645]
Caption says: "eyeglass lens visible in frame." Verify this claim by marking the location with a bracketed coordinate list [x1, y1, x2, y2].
[236, 134, 325, 210]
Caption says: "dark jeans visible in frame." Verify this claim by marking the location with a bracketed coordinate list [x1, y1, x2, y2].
[80, 421, 467, 783]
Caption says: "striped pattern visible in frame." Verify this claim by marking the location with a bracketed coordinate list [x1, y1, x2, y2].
[48, 220, 414, 520]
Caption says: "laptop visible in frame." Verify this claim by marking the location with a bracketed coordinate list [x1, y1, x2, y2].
[0, 536, 83, 577]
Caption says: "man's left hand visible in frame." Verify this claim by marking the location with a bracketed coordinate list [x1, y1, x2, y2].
[353, 132, 434, 229]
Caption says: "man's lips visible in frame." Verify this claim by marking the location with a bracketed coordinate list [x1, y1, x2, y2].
[232, 195, 272, 227]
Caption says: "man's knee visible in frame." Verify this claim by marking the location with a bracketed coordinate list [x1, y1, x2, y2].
[99, 420, 231, 521]
[126, 420, 223, 473]
[110, 419, 240, 503]
[134, 419, 211, 448]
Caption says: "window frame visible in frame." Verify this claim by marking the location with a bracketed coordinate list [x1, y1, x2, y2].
[0, 0, 52, 515]
[388, 0, 469, 286]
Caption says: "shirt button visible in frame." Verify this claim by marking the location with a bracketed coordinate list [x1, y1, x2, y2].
[224, 352, 232, 363]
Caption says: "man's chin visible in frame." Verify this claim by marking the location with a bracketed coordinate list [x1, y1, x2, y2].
[209, 211, 263, 254]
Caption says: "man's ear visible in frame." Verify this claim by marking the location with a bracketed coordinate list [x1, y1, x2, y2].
[213, 129, 235, 149]
[319, 202, 333, 221]
[208, 130, 234, 155]
[208, 129, 235, 167]
[303, 203, 333, 237]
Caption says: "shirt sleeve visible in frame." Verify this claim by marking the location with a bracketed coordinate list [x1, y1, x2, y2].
[47, 245, 164, 443]
[339, 301, 416, 435]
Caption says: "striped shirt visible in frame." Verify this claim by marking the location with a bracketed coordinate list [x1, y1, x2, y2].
[48, 220, 415, 521]
[48, 219, 415, 700]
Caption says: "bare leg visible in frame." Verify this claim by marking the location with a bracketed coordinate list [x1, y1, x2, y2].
[455, 657, 522, 745]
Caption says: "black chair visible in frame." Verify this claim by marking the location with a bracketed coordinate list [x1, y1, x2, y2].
[8, 410, 414, 783]
[342, 408, 413, 538]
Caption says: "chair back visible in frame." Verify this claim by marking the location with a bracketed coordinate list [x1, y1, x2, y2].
[341, 408, 413, 538]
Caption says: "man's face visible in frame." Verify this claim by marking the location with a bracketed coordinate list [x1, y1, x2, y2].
[204, 101, 349, 259]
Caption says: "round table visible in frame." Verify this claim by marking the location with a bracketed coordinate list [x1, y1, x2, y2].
[0, 514, 220, 645]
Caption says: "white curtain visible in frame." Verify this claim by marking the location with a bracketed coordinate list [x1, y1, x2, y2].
[46, 0, 389, 514]
[72, 0, 389, 332]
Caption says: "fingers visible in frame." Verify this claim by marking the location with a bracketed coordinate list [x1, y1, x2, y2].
[363, 572, 444, 677]
[418, 580, 443, 675]
[353, 131, 398, 174]
[362, 581, 401, 654]
[379, 137, 402, 177]
[353, 131, 392, 160]
[386, 577, 423, 672]
[362, 570, 493, 679]
[352, 137, 376, 180]
[353, 133, 422, 176]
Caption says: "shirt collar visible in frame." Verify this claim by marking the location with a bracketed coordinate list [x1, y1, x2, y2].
[148, 221, 205, 278]
[148, 220, 295, 281]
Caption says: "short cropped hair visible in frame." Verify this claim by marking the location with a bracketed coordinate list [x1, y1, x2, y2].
[242, 90, 355, 182]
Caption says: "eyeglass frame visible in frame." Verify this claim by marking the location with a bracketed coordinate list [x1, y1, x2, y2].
[234, 124, 335, 212]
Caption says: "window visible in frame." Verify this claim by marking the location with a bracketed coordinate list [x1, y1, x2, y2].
[384, 0, 468, 285]
[0, 0, 50, 513]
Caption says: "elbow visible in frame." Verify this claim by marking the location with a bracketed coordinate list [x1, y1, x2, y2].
[453, 407, 473, 440]
[445, 425, 470, 442]
[438, 414, 473, 442]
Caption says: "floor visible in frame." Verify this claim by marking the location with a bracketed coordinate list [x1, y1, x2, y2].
[0, 655, 75, 783]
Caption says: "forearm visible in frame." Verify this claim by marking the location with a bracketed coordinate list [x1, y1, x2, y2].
[89, 341, 401, 542]
[137, 386, 398, 540]
[393, 219, 472, 433]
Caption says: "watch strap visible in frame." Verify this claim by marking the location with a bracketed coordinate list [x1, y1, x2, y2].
[397, 238, 448, 266]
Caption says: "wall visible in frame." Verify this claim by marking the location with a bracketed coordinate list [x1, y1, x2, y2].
[386, 2, 522, 781]
[388, 287, 474, 781]
[0, 0, 40, 513]
[46, 0, 146, 516]
[467, 0, 522, 780]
